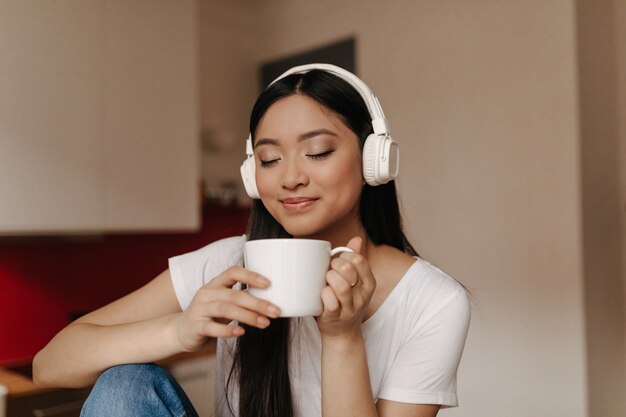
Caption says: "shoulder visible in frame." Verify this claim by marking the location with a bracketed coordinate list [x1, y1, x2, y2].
[375, 246, 465, 298]
[168, 234, 247, 280]
[402, 257, 470, 324]
[170, 234, 246, 264]
[200, 234, 246, 252]
[411, 257, 466, 296]
[168, 235, 247, 310]
[191, 234, 246, 259]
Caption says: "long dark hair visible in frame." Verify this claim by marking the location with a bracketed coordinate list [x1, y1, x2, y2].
[226, 69, 417, 417]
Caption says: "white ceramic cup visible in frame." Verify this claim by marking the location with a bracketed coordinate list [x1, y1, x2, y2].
[244, 239, 353, 317]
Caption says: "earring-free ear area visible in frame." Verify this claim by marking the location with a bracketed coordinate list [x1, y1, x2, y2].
[362, 134, 400, 186]
[240, 156, 260, 199]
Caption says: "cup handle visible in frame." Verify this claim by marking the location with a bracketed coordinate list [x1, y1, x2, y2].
[330, 246, 354, 256]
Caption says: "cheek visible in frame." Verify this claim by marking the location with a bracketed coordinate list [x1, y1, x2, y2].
[324, 153, 362, 185]
[255, 169, 282, 217]
[255, 167, 277, 196]
[313, 156, 363, 200]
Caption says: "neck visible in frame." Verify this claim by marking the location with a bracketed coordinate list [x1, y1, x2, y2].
[306, 215, 379, 263]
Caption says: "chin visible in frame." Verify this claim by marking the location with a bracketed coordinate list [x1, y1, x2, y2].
[282, 224, 322, 239]
[278, 216, 328, 239]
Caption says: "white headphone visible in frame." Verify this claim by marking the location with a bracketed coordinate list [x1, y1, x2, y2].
[240, 63, 399, 199]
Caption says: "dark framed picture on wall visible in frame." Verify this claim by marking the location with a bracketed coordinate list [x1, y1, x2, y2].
[259, 37, 356, 88]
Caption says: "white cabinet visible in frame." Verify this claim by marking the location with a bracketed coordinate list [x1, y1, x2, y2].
[0, 1, 199, 234]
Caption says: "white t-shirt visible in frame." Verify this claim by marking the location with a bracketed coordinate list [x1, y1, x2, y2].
[169, 235, 471, 417]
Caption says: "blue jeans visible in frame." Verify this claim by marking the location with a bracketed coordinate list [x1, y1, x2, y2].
[80, 363, 199, 417]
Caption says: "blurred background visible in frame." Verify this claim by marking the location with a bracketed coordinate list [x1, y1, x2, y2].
[0, 1, 625, 416]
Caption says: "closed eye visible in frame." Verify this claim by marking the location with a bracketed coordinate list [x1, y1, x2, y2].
[307, 150, 334, 160]
[260, 158, 280, 167]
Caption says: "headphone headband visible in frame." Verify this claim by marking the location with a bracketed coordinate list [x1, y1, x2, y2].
[246, 63, 390, 157]
[269, 64, 390, 135]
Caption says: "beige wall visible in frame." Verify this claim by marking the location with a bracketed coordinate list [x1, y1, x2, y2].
[198, 1, 261, 202]
[576, 1, 626, 416]
[616, 0, 626, 371]
[199, 1, 626, 415]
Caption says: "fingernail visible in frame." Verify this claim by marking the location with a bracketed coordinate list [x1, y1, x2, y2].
[256, 275, 270, 286]
[257, 316, 270, 327]
[233, 327, 245, 336]
[267, 305, 281, 317]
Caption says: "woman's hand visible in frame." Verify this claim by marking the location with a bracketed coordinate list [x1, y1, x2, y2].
[316, 236, 376, 341]
[174, 266, 281, 352]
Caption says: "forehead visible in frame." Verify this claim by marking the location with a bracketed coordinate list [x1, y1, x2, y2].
[256, 94, 349, 136]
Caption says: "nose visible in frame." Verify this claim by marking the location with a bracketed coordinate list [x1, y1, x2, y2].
[280, 157, 309, 190]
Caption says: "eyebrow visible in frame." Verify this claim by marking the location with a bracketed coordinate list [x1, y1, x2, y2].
[254, 128, 338, 148]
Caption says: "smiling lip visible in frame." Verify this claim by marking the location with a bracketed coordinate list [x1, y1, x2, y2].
[280, 197, 319, 213]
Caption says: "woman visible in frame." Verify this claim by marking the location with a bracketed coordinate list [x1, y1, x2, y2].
[33, 64, 470, 417]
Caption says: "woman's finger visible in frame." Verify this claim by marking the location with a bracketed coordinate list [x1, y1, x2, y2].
[208, 266, 271, 289]
[330, 257, 359, 287]
[335, 252, 375, 291]
[325, 269, 354, 311]
[195, 301, 272, 329]
[200, 321, 246, 338]
[320, 285, 340, 316]
[197, 287, 281, 318]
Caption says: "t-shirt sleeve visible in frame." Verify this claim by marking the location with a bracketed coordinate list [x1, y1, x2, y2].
[168, 235, 246, 311]
[378, 285, 471, 408]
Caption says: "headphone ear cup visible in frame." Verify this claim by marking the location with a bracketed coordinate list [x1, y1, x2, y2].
[362, 134, 400, 186]
[362, 134, 379, 186]
[240, 157, 260, 199]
